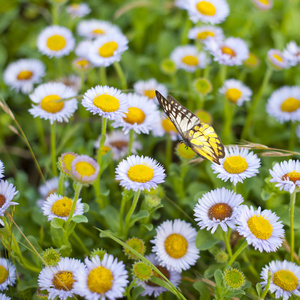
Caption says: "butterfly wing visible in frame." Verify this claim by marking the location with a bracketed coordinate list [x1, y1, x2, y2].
[155, 91, 225, 164]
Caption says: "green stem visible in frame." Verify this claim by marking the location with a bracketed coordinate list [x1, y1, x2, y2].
[128, 129, 134, 156]
[65, 183, 82, 229]
[100, 67, 107, 86]
[220, 65, 227, 85]
[35, 118, 47, 153]
[228, 240, 248, 266]
[51, 122, 58, 176]
[289, 121, 297, 151]
[222, 100, 235, 144]
[241, 252, 259, 278]
[241, 68, 272, 140]
[204, 64, 210, 79]
[238, 12, 255, 38]
[180, 16, 192, 45]
[57, 172, 66, 195]
[223, 229, 232, 258]
[119, 190, 131, 236]
[124, 190, 141, 237]
[260, 270, 271, 299]
[113, 61, 127, 90]
[290, 190, 296, 262]
[165, 134, 173, 170]
[51, 2, 59, 25]
[71, 232, 89, 255]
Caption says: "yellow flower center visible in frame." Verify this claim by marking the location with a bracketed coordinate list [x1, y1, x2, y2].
[247, 215, 273, 239]
[197, 31, 215, 40]
[221, 46, 236, 57]
[40, 95, 64, 113]
[259, 0, 269, 4]
[123, 107, 146, 124]
[162, 118, 177, 133]
[226, 88, 242, 103]
[46, 35, 66, 51]
[273, 54, 283, 62]
[244, 53, 259, 67]
[92, 28, 105, 35]
[98, 41, 118, 58]
[0, 266, 8, 284]
[75, 161, 96, 177]
[51, 197, 73, 217]
[127, 164, 154, 183]
[0, 194, 6, 208]
[71, 4, 79, 9]
[75, 59, 90, 69]
[61, 153, 76, 175]
[178, 143, 196, 159]
[144, 90, 156, 99]
[182, 55, 199, 66]
[52, 271, 74, 291]
[17, 70, 33, 80]
[102, 146, 111, 155]
[88, 266, 113, 294]
[273, 270, 298, 291]
[282, 171, 300, 183]
[280, 97, 300, 112]
[208, 203, 233, 221]
[164, 233, 188, 259]
[195, 110, 212, 124]
[196, 1, 216, 16]
[223, 155, 248, 174]
[93, 94, 120, 112]
[147, 266, 170, 287]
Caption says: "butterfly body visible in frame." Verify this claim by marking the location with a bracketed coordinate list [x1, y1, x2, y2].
[155, 91, 225, 164]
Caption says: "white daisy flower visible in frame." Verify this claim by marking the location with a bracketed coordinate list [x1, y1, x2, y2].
[0, 180, 18, 226]
[194, 187, 244, 234]
[151, 113, 180, 141]
[188, 25, 224, 43]
[72, 57, 93, 72]
[236, 205, 284, 252]
[175, 0, 189, 9]
[260, 260, 300, 300]
[88, 33, 128, 67]
[152, 219, 199, 272]
[0, 161, 4, 179]
[42, 193, 84, 221]
[3, 59, 45, 94]
[94, 130, 142, 161]
[77, 19, 121, 39]
[38, 257, 86, 300]
[112, 93, 160, 135]
[219, 79, 252, 106]
[82, 85, 128, 120]
[211, 146, 261, 185]
[71, 155, 100, 185]
[133, 79, 168, 104]
[37, 177, 68, 208]
[29, 82, 78, 124]
[66, 3, 91, 18]
[75, 40, 94, 59]
[171, 45, 209, 72]
[252, 0, 273, 10]
[73, 254, 128, 300]
[138, 254, 181, 297]
[115, 155, 166, 192]
[266, 86, 300, 123]
[37, 25, 75, 58]
[205, 37, 249, 66]
[269, 159, 300, 193]
[0, 258, 16, 291]
[0, 294, 10, 300]
[267, 49, 289, 70]
[283, 41, 300, 67]
[186, 0, 230, 24]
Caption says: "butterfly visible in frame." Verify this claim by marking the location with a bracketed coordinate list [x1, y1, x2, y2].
[155, 91, 225, 165]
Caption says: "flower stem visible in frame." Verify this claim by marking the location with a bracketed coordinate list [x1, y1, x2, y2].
[128, 129, 134, 155]
[228, 240, 248, 266]
[241, 68, 272, 140]
[124, 190, 141, 238]
[65, 183, 82, 229]
[35, 118, 47, 153]
[260, 270, 271, 299]
[222, 229, 232, 258]
[290, 190, 296, 262]
[119, 191, 130, 235]
[219, 64, 227, 85]
[289, 121, 297, 151]
[113, 61, 127, 90]
[165, 134, 173, 170]
[51, 122, 58, 176]
[222, 100, 235, 144]
[100, 67, 107, 86]
[57, 171, 66, 195]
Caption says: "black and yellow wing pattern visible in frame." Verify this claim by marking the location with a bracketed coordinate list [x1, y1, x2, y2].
[155, 91, 225, 165]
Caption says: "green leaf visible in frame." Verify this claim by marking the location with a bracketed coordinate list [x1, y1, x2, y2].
[150, 276, 174, 293]
[99, 205, 119, 232]
[50, 227, 64, 248]
[129, 210, 149, 226]
[99, 150, 112, 175]
[273, 205, 300, 228]
[27, 236, 43, 266]
[83, 203, 90, 213]
[214, 269, 223, 287]
[50, 218, 65, 229]
[132, 285, 144, 300]
[195, 229, 220, 250]
[142, 223, 153, 231]
[204, 264, 226, 279]
[256, 283, 262, 297]
[193, 281, 211, 299]
[17, 278, 38, 291]
[72, 215, 88, 223]
[225, 290, 245, 298]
